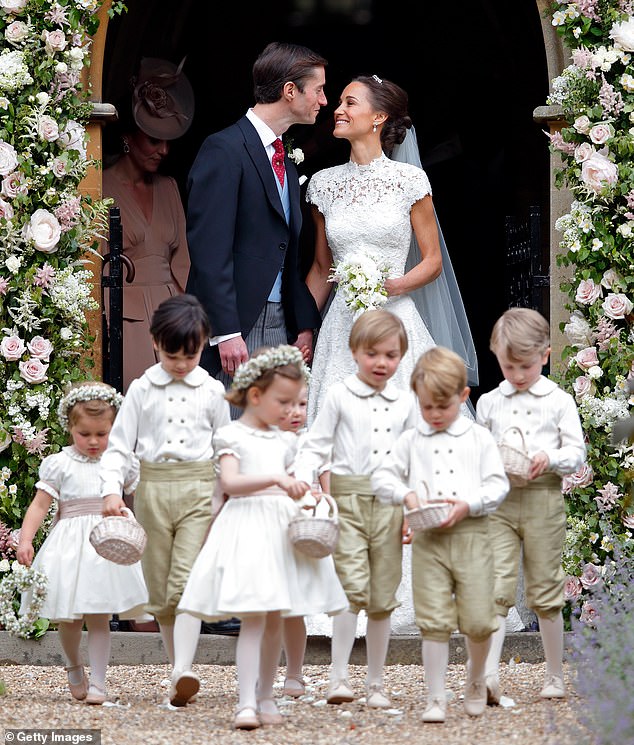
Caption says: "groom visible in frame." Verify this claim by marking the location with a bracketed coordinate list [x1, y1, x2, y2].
[186, 41, 327, 380]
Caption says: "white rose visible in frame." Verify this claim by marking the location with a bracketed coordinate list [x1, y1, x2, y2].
[58, 120, 86, 160]
[564, 311, 594, 347]
[35, 92, 50, 106]
[610, 17, 634, 51]
[59, 327, 73, 341]
[0, 141, 18, 176]
[37, 115, 59, 142]
[55, 61, 68, 74]
[24, 209, 62, 253]
[573, 115, 591, 134]
[0, 558, 10, 572]
[0, 0, 27, 14]
[42, 29, 67, 56]
[5, 20, 28, 43]
[5, 254, 21, 273]
[601, 268, 624, 289]
[581, 152, 618, 192]
[574, 142, 595, 163]
[0, 334, 25, 360]
[587, 365, 603, 380]
[0, 97, 9, 109]
[66, 46, 85, 70]
[27, 336, 53, 361]
[589, 123, 614, 145]
[575, 278, 602, 305]
[19, 358, 49, 384]
[602, 292, 633, 319]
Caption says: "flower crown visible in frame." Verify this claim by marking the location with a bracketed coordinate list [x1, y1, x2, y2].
[58, 383, 124, 431]
[231, 345, 311, 391]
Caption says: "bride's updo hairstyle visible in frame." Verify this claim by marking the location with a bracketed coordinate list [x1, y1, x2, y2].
[353, 75, 412, 155]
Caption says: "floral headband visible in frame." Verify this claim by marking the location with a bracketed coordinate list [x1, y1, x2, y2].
[231, 345, 311, 391]
[58, 383, 123, 431]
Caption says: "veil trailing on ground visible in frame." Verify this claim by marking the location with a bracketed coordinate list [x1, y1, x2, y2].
[391, 127, 479, 386]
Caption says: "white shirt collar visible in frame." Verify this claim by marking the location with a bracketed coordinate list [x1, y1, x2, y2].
[417, 415, 473, 437]
[499, 375, 558, 397]
[246, 108, 278, 149]
[144, 363, 209, 388]
[343, 374, 400, 401]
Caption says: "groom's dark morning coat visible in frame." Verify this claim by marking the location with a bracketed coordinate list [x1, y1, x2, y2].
[186, 116, 321, 375]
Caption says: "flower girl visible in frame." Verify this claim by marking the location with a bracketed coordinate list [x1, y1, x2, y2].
[172, 346, 346, 729]
[16, 382, 147, 704]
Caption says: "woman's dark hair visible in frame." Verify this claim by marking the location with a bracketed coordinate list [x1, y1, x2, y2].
[253, 42, 327, 104]
[150, 294, 210, 354]
[353, 75, 412, 156]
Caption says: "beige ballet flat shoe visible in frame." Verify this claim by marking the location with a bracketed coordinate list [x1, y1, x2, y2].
[257, 698, 284, 725]
[282, 676, 306, 697]
[169, 670, 200, 707]
[64, 664, 88, 701]
[234, 706, 260, 730]
[486, 674, 501, 705]
[540, 674, 566, 699]
[463, 678, 487, 717]
[327, 678, 354, 704]
[421, 697, 446, 723]
[85, 684, 107, 705]
[366, 683, 392, 709]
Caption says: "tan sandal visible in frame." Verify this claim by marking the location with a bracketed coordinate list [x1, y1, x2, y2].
[64, 665, 88, 701]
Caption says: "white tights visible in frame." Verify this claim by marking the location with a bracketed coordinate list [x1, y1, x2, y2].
[172, 612, 202, 675]
[58, 614, 111, 690]
[236, 613, 281, 712]
[282, 616, 306, 682]
[330, 611, 391, 687]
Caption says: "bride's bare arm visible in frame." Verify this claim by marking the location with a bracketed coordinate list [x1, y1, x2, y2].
[384, 195, 442, 297]
[305, 207, 334, 311]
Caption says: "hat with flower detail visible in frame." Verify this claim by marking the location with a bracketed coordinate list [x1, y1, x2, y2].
[131, 57, 194, 140]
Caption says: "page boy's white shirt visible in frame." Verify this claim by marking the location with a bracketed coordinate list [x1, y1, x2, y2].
[293, 374, 418, 485]
[475, 375, 585, 476]
[100, 363, 230, 496]
[371, 416, 509, 517]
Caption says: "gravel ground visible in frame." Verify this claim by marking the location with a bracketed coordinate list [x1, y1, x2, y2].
[0, 662, 588, 745]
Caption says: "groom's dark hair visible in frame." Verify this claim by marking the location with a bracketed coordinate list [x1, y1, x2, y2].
[253, 42, 327, 104]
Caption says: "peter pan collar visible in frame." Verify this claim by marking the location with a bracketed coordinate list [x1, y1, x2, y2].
[63, 445, 99, 463]
[343, 374, 400, 401]
[234, 420, 280, 439]
[417, 416, 473, 438]
[499, 376, 558, 397]
[144, 363, 209, 388]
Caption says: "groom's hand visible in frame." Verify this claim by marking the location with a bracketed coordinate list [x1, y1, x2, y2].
[219, 336, 249, 376]
[294, 329, 313, 364]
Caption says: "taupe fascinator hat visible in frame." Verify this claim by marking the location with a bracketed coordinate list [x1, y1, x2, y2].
[132, 57, 195, 140]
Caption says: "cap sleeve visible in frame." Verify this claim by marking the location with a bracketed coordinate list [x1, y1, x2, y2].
[306, 169, 327, 214]
[403, 164, 432, 207]
[213, 424, 242, 460]
[35, 452, 63, 500]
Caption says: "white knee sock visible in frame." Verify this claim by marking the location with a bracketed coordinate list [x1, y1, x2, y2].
[484, 615, 507, 679]
[465, 636, 491, 683]
[258, 612, 282, 712]
[236, 616, 266, 711]
[282, 616, 306, 681]
[538, 614, 564, 679]
[84, 614, 111, 690]
[330, 610, 358, 682]
[58, 620, 84, 681]
[173, 612, 202, 675]
[366, 616, 391, 687]
[422, 639, 449, 702]
[159, 622, 175, 666]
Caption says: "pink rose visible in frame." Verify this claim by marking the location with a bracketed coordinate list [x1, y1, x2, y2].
[0, 0, 27, 14]
[18, 358, 49, 384]
[0, 141, 18, 176]
[573, 115, 592, 134]
[580, 600, 600, 625]
[600, 268, 623, 289]
[1, 171, 26, 198]
[562, 463, 594, 493]
[602, 292, 633, 320]
[564, 576, 583, 601]
[589, 123, 614, 145]
[50, 158, 67, 178]
[42, 29, 67, 56]
[573, 375, 594, 400]
[574, 142, 595, 163]
[623, 514, 634, 530]
[37, 115, 59, 142]
[0, 197, 13, 220]
[5, 20, 28, 43]
[0, 334, 25, 361]
[23, 209, 61, 253]
[575, 278, 602, 305]
[580, 563, 603, 590]
[575, 346, 599, 370]
[26, 336, 53, 361]
[581, 152, 618, 192]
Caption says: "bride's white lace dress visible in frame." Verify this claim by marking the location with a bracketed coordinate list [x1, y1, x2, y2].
[305, 154, 435, 636]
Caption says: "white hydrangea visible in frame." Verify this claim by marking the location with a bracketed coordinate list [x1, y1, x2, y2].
[0, 49, 33, 91]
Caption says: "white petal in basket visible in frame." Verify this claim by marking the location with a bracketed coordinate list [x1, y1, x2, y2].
[288, 493, 339, 558]
[89, 507, 147, 565]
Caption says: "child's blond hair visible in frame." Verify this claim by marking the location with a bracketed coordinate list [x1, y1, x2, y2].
[489, 308, 550, 360]
[348, 309, 408, 355]
[410, 346, 467, 401]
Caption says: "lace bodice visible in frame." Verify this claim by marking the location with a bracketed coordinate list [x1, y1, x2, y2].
[306, 154, 431, 276]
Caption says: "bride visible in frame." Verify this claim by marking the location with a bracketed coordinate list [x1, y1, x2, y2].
[304, 74, 477, 635]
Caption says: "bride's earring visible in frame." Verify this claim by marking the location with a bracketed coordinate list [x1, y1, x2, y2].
[372, 122, 377, 133]
[122, 137, 130, 154]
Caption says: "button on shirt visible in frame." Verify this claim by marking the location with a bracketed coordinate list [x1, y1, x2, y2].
[293, 374, 419, 485]
[475, 376, 586, 476]
[100, 363, 230, 496]
[371, 416, 509, 517]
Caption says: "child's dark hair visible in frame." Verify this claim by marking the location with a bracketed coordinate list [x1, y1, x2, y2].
[225, 346, 306, 409]
[150, 294, 210, 354]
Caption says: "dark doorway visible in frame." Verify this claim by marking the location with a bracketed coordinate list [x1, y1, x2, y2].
[103, 0, 549, 398]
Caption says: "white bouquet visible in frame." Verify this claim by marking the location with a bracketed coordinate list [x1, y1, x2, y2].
[328, 250, 390, 318]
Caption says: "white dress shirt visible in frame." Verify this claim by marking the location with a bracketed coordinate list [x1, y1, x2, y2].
[475, 376, 586, 476]
[293, 374, 419, 485]
[100, 363, 230, 496]
[371, 416, 510, 517]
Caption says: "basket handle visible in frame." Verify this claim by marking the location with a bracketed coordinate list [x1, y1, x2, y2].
[320, 492, 338, 521]
[500, 426, 527, 450]
[120, 507, 138, 523]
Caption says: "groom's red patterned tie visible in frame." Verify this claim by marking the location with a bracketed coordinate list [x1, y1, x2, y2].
[272, 138, 285, 188]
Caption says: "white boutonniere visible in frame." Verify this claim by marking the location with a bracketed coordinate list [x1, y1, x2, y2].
[287, 147, 304, 165]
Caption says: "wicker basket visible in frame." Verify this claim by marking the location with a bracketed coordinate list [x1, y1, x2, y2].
[498, 426, 532, 487]
[89, 507, 147, 565]
[289, 493, 339, 559]
[405, 481, 451, 532]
